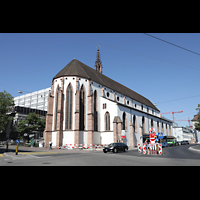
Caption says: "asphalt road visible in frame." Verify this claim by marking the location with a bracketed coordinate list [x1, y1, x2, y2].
[1, 144, 200, 166]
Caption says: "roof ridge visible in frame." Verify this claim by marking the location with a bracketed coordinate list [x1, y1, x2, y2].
[52, 59, 159, 111]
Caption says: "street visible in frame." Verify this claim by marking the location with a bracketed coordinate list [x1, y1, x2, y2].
[1, 144, 200, 166]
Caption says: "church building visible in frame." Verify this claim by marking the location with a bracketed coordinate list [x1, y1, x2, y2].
[44, 49, 173, 148]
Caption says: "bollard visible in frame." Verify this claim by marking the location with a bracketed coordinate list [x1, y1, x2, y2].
[6, 142, 8, 152]
[16, 145, 18, 155]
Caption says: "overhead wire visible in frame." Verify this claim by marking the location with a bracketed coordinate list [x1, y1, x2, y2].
[0, 83, 31, 94]
[61, 33, 200, 105]
[156, 94, 200, 104]
[143, 33, 200, 56]
[61, 33, 200, 71]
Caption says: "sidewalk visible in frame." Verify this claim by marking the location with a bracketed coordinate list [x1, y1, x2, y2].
[0, 145, 138, 156]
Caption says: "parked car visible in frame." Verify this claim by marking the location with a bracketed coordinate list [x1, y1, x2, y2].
[184, 140, 189, 144]
[180, 141, 189, 145]
[162, 141, 168, 148]
[180, 141, 185, 145]
[103, 143, 128, 153]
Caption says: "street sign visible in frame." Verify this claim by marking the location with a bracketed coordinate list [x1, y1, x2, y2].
[148, 128, 156, 144]
[158, 132, 163, 139]
[121, 130, 125, 139]
[148, 128, 156, 135]
[16, 139, 19, 144]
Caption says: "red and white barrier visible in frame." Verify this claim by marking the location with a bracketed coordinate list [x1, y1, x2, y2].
[158, 143, 162, 155]
[138, 144, 141, 153]
[143, 143, 146, 154]
[59, 144, 108, 150]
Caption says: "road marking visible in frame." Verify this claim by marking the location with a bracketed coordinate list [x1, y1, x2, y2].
[19, 152, 61, 155]
[189, 146, 200, 152]
[0, 154, 3, 157]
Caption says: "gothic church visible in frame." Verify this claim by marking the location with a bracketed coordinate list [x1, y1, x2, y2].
[44, 49, 173, 148]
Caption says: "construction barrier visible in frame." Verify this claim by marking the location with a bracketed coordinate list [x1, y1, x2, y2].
[143, 143, 146, 154]
[139, 143, 163, 155]
[58, 144, 109, 150]
[138, 144, 141, 153]
[158, 143, 162, 155]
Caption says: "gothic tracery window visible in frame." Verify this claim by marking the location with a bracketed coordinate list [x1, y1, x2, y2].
[66, 84, 73, 130]
[54, 85, 59, 131]
[94, 90, 98, 131]
[79, 85, 85, 130]
[105, 112, 110, 131]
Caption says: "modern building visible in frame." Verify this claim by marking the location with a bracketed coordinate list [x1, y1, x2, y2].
[191, 114, 200, 143]
[13, 87, 50, 125]
[173, 124, 195, 142]
[44, 49, 173, 148]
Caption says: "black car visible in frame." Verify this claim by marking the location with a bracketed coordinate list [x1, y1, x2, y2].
[180, 140, 189, 145]
[103, 143, 128, 153]
[180, 141, 185, 145]
[184, 140, 189, 144]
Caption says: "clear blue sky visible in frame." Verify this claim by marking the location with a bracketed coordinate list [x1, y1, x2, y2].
[1, 33, 200, 127]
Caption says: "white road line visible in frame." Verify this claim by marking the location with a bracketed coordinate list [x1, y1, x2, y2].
[189, 146, 200, 152]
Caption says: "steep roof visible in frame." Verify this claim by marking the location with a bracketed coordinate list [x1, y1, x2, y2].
[191, 114, 198, 121]
[53, 59, 159, 111]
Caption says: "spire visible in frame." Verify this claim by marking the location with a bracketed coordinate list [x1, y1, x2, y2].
[94, 45, 103, 73]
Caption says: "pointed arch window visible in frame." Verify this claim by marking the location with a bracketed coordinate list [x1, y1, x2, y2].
[151, 119, 154, 128]
[105, 112, 110, 131]
[94, 90, 98, 131]
[54, 86, 59, 131]
[66, 84, 73, 130]
[157, 121, 160, 133]
[79, 85, 85, 131]
[142, 116, 145, 134]
[122, 112, 127, 131]
[133, 115, 137, 133]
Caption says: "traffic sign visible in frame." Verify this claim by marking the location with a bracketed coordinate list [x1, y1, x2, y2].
[16, 139, 20, 144]
[148, 128, 156, 135]
[148, 128, 156, 145]
[158, 132, 163, 139]
[121, 130, 125, 139]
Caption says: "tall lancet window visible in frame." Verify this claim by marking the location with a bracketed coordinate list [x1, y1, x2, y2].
[105, 112, 110, 131]
[94, 90, 98, 131]
[54, 85, 59, 131]
[122, 112, 127, 131]
[66, 83, 73, 130]
[79, 85, 85, 130]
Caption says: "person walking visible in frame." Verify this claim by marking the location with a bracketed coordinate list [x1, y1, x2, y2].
[49, 141, 52, 150]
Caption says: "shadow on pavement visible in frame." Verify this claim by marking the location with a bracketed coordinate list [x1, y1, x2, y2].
[0, 145, 33, 154]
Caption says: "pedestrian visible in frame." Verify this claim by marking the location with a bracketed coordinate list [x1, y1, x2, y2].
[145, 139, 148, 149]
[49, 141, 52, 150]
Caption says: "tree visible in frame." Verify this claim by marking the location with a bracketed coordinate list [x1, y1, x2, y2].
[0, 90, 15, 139]
[195, 104, 200, 131]
[17, 112, 46, 142]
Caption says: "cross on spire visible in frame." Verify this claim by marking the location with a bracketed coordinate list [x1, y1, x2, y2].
[96, 45, 100, 50]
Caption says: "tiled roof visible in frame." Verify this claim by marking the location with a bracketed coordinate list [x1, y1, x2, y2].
[191, 114, 198, 121]
[53, 59, 159, 111]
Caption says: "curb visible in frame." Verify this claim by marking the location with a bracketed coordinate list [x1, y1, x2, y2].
[189, 146, 200, 152]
